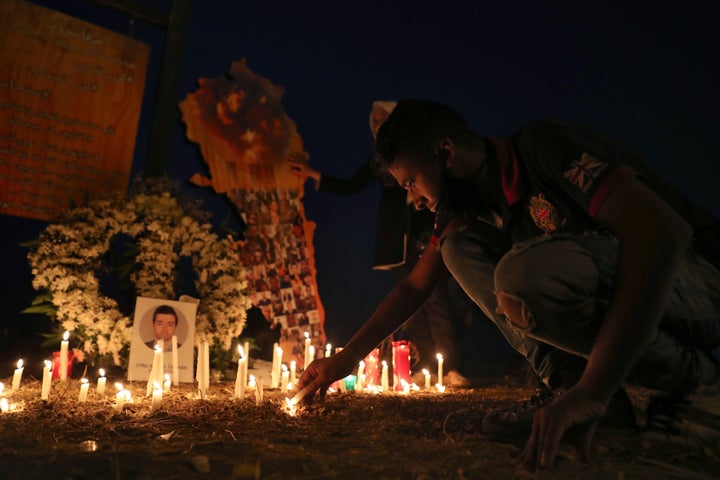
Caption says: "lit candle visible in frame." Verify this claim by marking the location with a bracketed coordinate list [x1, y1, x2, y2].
[41, 361, 52, 400]
[172, 335, 179, 387]
[436, 353, 444, 388]
[147, 344, 163, 396]
[197, 341, 209, 399]
[280, 364, 289, 393]
[309, 345, 315, 365]
[344, 375, 356, 391]
[363, 349, 380, 387]
[381, 360, 389, 392]
[96, 369, 106, 395]
[325, 343, 332, 358]
[289, 360, 296, 386]
[248, 374, 256, 389]
[235, 345, 246, 400]
[255, 376, 264, 406]
[274, 345, 283, 389]
[356, 361, 365, 391]
[115, 383, 126, 411]
[151, 381, 162, 413]
[303, 332, 311, 370]
[392, 340, 411, 392]
[0, 392, 7, 413]
[78, 378, 89, 402]
[423, 368, 431, 390]
[11, 359, 23, 391]
[60, 331, 69, 381]
[203, 341, 210, 392]
[163, 374, 171, 393]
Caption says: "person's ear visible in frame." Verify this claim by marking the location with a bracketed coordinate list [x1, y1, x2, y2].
[436, 139, 455, 169]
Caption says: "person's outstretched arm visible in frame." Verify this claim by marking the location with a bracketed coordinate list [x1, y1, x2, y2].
[296, 229, 451, 402]
[288, 154, 377, 195]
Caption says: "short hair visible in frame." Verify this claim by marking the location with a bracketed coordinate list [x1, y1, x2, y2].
[373, 99, 468, 175]
[153, 305, 178, 326]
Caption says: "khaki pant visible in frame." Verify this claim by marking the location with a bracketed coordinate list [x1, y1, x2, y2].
[440, 222, 720, 392]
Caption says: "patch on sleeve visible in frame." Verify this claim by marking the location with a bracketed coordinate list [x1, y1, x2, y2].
[562, 153, 608, 193]
[528, 193, 566, 235]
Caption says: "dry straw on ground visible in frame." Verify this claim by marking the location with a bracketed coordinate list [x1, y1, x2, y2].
[0, 377, 718, 479]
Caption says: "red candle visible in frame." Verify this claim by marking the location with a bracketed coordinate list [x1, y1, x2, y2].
[51, 350, 73, 380]
[362, 348, 380, 386]
[392, 340, 412, 391]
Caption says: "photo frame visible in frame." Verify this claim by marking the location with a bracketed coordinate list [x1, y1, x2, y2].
[127, 297, 197, 382]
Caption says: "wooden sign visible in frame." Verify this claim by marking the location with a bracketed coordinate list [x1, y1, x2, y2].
[0, 0, 150, 221]
[180, 59, 326, 365]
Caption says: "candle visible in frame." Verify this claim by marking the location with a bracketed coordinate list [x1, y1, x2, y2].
[77, 378, 89, 402]
[356, 361, 365, 391]
[235, 345, 246, 400]
[163, 374, 171, 393]
[325, 343, 332, 358]
[147, 344, 163, 396]
[60, 331, 69, 381]
[290, 360, 296, 386]
[271, 343, 282, 388]
[0, 389, 8, 413]
[96, 369, 106, 396]
[392, 340, 411, 392]
[202, 341, 210, 391]
[151, 381, 162, 413]
[344, 375, 357, 391]
[309, 345, 315, 365]
[41, 361, 52, 400]
[248, 374, 256, 389]
[115, 383, 126, 411]
[197, 342, 206, 398]
[280, 364, 289, 393]
[11, 359, 23, 391]
[381, 360, 389, 392]
[172, 335, 179, 387]
[423, 368, 431, 390]
[303, 332, 311, 370]
[437, 353, 444, 388]
[363, 349, 380, 387]
[255, 376, 264, 406]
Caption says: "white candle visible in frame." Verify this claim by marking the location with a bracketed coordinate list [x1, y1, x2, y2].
[235, 345, 246, 400]
[303, 332, 311, 370]
[422, 368, 431, 390]
[270, 343, 280, 388]
[325, 343, 332, 358]
[163, 374, 171, 393]
[115, 383, 125, 411]
[147, 344, 163, 396]
[96, 369, 106, 396]
[309, 345, 315, 365]
[356, 361, 365, 391]
[78, 378, 89, 402]
[11, 359, 23, 391]
[151, 381, 162, 413]
[289, 360, 296, 386]
[172, 335, 179, 387]
[437, 353, 444, 387]
[59, 331, 69, 381]
[41, 361, 52, 400]
[203, 341, 210, 391]
[255, 376, 264, 406]
[381, 360, 389, 392]
[0, 397, 8, 413]
[280, 364, 289, 393]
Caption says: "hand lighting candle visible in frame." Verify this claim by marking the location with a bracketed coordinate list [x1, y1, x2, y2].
[11, 359, 23, 391]
[41, 361, 52, 400]
[78, 378, 89, 402]
[96, 368, 106, 395]
[60, 331, 70, 381]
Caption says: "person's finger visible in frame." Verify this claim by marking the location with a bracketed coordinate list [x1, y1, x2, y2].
[539, 414, 565, 468]
[522, 413, 541, 470]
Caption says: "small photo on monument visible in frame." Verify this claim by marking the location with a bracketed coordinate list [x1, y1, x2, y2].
[127, 297, 197, 383]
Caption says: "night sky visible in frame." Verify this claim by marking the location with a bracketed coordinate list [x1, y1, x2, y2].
[1, 1, 718, 369]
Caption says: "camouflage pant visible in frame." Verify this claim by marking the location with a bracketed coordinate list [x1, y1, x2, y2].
[440, 222, 720, 392]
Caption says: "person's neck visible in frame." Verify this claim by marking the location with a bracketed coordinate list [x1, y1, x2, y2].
[452, 138, 504, 206]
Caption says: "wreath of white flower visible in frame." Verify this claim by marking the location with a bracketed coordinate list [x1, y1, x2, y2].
[27, 184, 251, 366]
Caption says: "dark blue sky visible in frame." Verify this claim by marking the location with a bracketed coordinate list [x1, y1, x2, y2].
[2, 1, 718, 356]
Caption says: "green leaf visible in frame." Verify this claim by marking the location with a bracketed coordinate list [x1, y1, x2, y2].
[22, 304, 57, 315]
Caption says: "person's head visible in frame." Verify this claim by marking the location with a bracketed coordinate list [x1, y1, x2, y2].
[152, 305, 178, 342]
[369, 100, 398, 139]
[373, 99, 473, 214]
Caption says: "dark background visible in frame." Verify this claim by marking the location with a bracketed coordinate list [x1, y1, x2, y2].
[2, 0, 718, 377]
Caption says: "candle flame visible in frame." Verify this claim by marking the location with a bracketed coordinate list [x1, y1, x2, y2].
[0, 382, 4, 395]
[81, 378, 88, 384]
[164, 373, 171, 381]
[290, 360, 296, 368]
[99, 368, 105, 377]
[422, 368, 430, 376]
[63, 331, 69, 341]
[0, 398, 8, 413]
[238, 344, 245, 358]
[325, 343, 331, 352]
[382, 360, 387, 367]
[304, 331, 309, 339]
[284, 396, 297, 416]
[436, 353, 443, 361]
[281, 363, 288, 372]
[115, 382, 124, 392]
[16, 359, 23, 369]
[44, 360, 52, 369]
[436, 384, 446, 393]
[154, 344, 162, 353]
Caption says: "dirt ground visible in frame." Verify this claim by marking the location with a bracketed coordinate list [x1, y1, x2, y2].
[0, 377, 718, 480]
